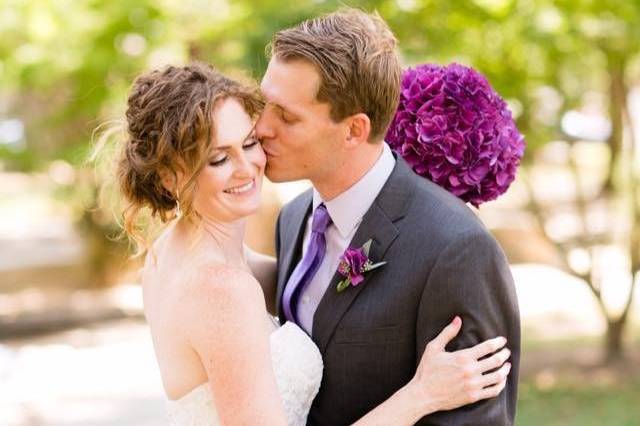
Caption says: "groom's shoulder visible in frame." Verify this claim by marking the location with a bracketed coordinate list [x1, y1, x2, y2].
[403, 170, 489, 241]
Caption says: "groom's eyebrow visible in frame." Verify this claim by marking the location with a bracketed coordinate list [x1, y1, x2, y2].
[271, 103, 287, 113]
[270, 101, 297, 115]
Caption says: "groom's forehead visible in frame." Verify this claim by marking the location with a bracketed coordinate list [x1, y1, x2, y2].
[260, 84, 299, 112]
[260, 88, 319, 116]
[261, 58, 321, 103]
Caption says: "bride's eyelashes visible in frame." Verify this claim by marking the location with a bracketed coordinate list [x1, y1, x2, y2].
[209, 157, 227, 167]
[244, 138, 260, 149]
[208, 139, 261, 167]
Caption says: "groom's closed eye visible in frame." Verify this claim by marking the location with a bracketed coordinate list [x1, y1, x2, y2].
[269, 103, 298, 124]
[280, 110, 297, 124]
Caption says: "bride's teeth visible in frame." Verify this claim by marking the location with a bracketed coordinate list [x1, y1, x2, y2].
[225, 181, 254, 194]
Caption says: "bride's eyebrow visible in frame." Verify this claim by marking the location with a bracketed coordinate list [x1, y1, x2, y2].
[211, 125, 257, 151]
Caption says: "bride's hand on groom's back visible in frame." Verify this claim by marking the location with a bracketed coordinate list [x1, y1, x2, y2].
[409, 316, 511, 414]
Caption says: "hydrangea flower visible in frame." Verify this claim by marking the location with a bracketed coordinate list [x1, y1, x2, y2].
[386, 63, 525, 207]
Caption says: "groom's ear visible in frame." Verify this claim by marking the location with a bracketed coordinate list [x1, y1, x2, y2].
[344, 113, 371, 148]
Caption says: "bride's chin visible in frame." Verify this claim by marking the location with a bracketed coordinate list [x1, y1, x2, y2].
[236, 207, 258, 217]
[229, 199, 263, 219]
[193, 200, 263, 223]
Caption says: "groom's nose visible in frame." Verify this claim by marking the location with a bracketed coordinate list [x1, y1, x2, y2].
[255, 109, 275, 140]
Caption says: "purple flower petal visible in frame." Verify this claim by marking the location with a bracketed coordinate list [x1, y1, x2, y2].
[385, 63, 525, 206]
[350, 274, 365, 286]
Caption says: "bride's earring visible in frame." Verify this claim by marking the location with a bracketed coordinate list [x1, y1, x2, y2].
[175, 190, 182, 217]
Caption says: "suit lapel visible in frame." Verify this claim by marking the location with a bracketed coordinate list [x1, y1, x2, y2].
[276, 191, 312, 320]
[312, 204, 399, 354]
[312, 156, 416, 354]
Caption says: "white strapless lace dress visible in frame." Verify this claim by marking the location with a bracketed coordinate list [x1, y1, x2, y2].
[166, 321, 323, 426]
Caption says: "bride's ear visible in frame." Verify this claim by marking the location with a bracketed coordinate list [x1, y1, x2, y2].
[345, 113, 371, 148]
[159, 168, 178, 195]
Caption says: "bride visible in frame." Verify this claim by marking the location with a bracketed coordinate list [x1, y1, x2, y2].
[112, 63, 511, 425]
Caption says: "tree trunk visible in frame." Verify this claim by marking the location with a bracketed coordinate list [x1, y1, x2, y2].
[602, 54, 626, 193]
[605, 318, 626, 363]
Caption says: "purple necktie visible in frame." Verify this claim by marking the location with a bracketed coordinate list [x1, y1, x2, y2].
[282, 203, 332, 324]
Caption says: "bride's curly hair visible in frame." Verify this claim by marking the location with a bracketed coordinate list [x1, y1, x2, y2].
[95, 62, 263, 255]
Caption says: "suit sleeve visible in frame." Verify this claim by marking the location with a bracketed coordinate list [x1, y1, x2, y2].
[415, 230, 521, 426]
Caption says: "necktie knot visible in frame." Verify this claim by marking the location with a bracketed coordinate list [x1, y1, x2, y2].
[311, 203, 332, 234]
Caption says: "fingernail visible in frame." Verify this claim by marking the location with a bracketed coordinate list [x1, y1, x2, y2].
[500, 337, 507, 345]
[453, 316, 461, 326]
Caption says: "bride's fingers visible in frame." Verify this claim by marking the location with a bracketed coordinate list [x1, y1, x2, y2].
[462, 336, 507, 360]
[478, 362, 511, 388]
[476, 348, 511, 373]
[426, 316, 462, 353]
[476, 376, 508, 401]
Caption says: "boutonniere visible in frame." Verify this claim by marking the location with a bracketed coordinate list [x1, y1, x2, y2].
[336, 239, 387, 292]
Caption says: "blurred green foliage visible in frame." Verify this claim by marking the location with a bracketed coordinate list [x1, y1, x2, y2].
[1, 0, 639, 169]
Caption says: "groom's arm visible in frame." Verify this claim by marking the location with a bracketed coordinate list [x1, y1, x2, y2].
[415, 230, 520, 426]
[244, 245, 277, 315]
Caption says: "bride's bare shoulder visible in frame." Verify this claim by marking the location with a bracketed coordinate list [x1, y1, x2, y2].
[175, 264, 268, 349]
[180, 264, 266, 315]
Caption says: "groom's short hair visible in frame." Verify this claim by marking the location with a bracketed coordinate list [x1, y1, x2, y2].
[270, 8, 401, 142]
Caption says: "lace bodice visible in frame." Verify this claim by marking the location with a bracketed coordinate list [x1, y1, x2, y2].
[166, 321, 323, 425]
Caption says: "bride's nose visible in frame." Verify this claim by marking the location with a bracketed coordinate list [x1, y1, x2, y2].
[233, 152, 254, 179]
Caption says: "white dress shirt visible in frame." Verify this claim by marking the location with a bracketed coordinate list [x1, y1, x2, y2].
[295, 143, 396, 334]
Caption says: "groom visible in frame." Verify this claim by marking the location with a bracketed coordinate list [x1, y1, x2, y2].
[256, 8, 520, 425]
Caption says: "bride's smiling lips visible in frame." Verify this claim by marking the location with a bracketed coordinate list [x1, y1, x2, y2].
[223, 179, 256, 195]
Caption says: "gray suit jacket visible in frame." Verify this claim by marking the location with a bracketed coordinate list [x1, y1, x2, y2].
[275, 156, 520, 425]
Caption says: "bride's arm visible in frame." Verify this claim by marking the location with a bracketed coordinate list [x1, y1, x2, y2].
[244, 245, 277, 315]
[182, 266, 287, 425]
[353, 317, 511, 426]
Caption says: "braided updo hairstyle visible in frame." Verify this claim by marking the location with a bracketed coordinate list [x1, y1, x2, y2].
[115, 62, 263, 253]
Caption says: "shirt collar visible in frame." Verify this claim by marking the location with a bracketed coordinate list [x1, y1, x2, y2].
[312, 143, 396, 238]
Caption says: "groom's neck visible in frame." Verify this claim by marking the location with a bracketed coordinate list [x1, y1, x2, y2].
[312, 142, 384, 202]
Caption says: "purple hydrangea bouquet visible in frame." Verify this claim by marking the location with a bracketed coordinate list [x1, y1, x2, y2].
[386, 63, 525, 207]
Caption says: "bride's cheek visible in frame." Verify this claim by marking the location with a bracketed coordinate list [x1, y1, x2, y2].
[202, 168, 229, 194]
[254, 147, 267, 169]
